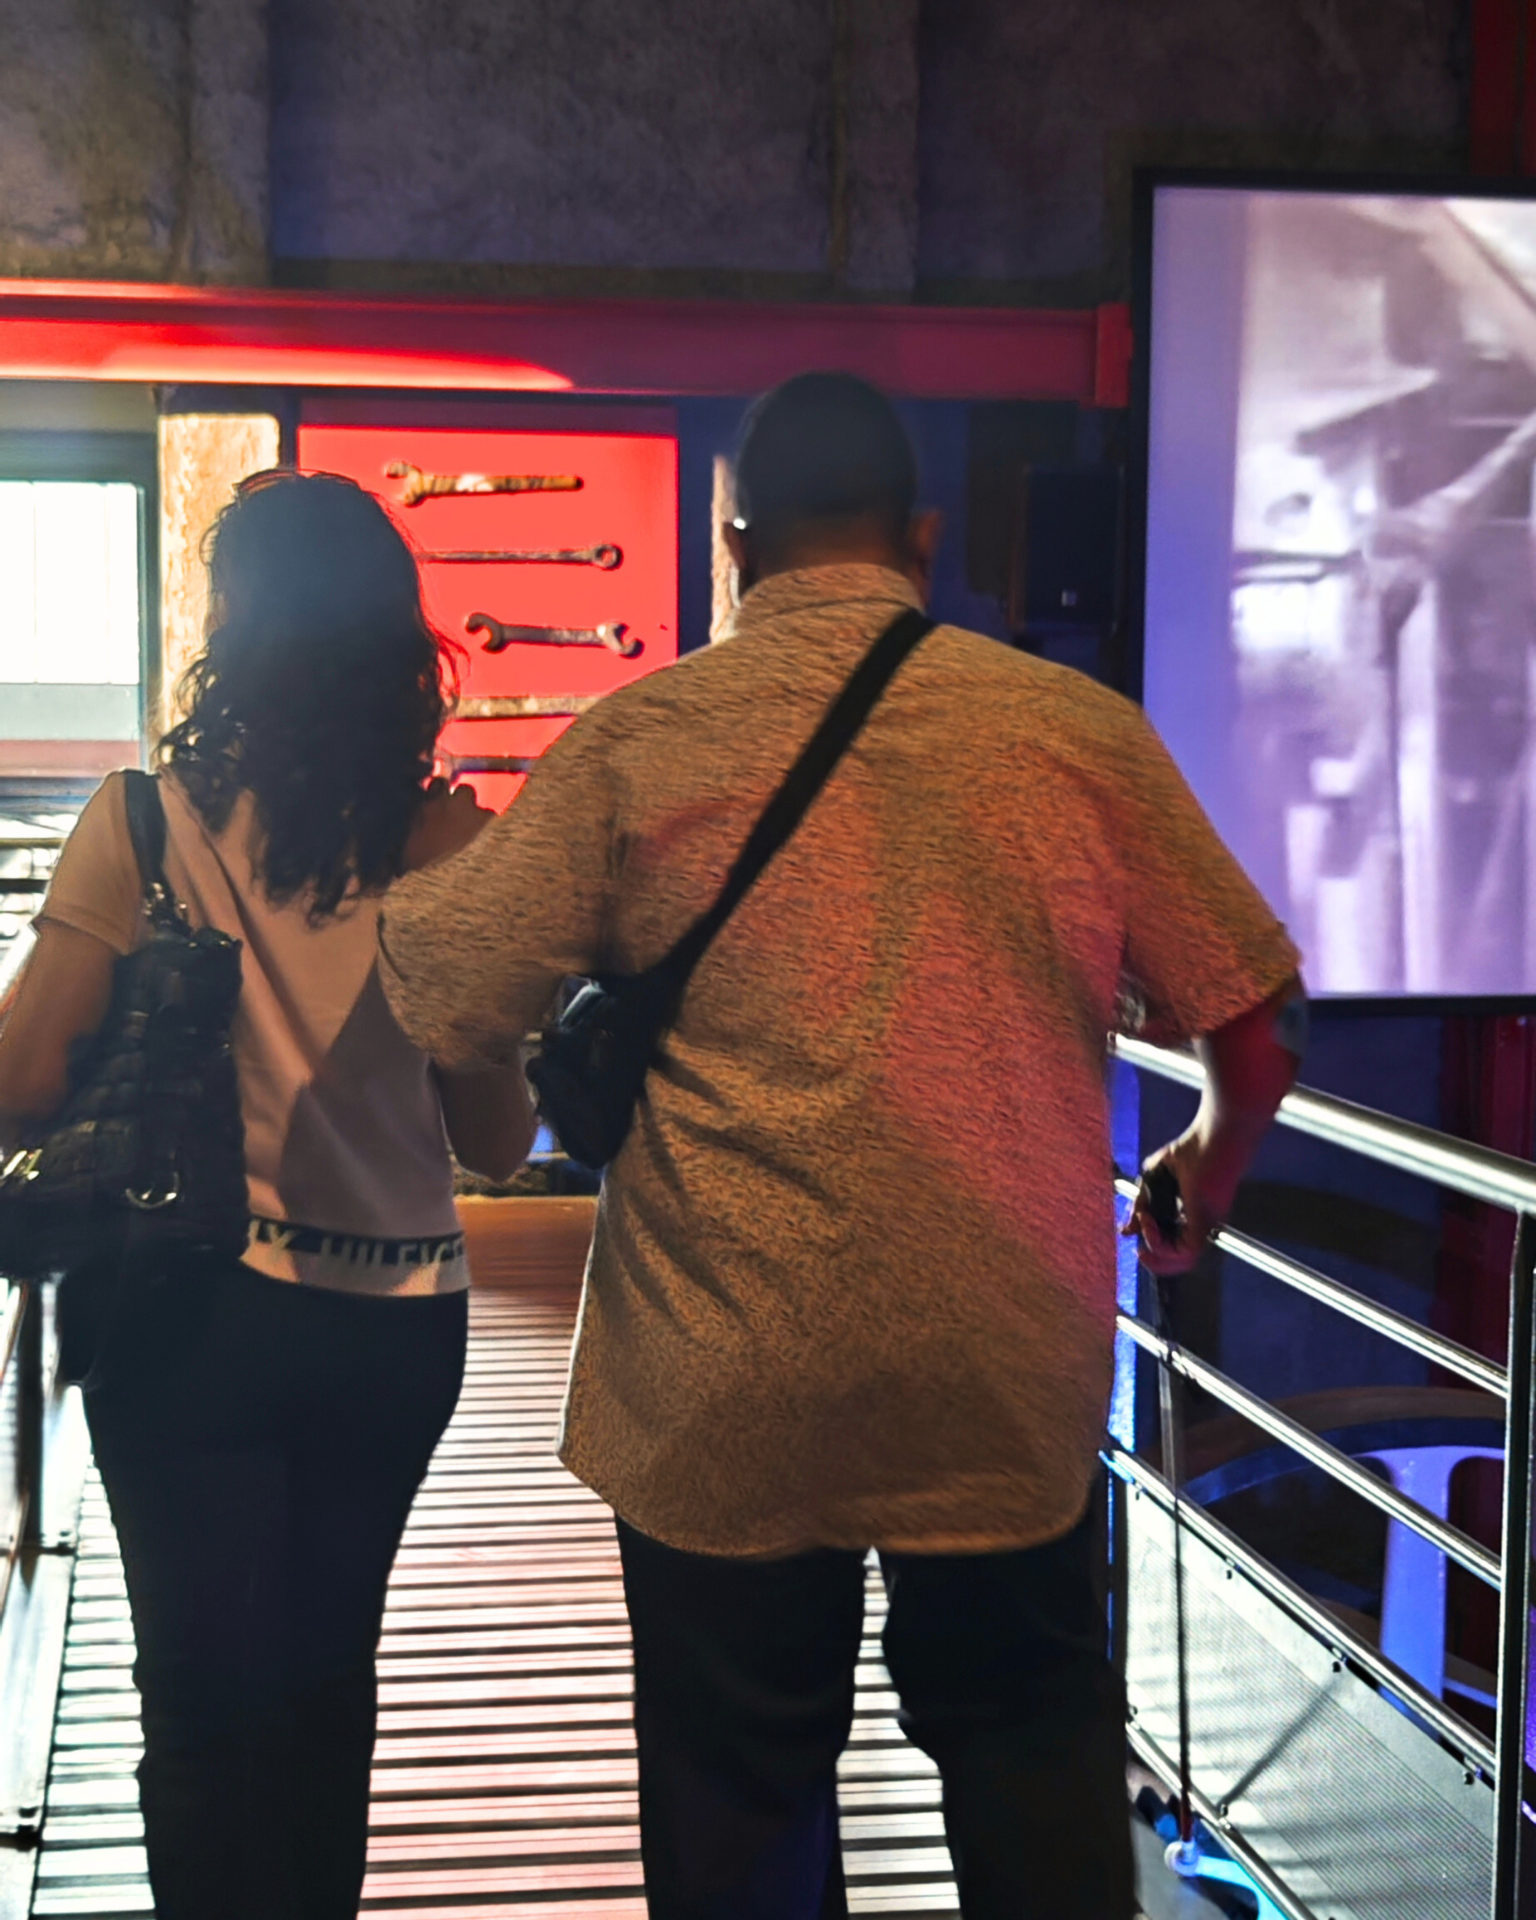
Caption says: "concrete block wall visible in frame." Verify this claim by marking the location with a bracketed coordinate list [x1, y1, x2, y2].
[0, 0, 1468, 297]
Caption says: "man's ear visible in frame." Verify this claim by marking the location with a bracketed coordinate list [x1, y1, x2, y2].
[723, 519, 756, 604]
[904, 510, 944, 599]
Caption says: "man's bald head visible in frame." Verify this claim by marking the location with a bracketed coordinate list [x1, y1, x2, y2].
[731, 373, 923, 578]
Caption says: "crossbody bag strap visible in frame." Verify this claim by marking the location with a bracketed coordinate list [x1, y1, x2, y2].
[658, 606, 935, 989]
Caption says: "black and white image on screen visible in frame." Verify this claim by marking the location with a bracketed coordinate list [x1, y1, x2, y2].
[1144, 186, 1536, 998]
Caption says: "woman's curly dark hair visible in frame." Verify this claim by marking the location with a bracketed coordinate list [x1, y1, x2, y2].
[159, 471, 460, 918]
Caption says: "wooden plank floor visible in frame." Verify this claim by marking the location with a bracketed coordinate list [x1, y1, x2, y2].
[30, 1286, 958, 1916]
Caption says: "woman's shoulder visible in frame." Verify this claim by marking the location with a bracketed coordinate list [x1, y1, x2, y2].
[35, 770, 142, 957]
[78, 767, 133, 833]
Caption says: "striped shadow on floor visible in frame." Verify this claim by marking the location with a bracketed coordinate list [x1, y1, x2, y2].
[31, 1271, 959, 1915]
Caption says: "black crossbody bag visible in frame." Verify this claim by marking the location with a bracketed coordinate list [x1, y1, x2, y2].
[527, 607, 934, 1170]
[0, 773, 247, 1327]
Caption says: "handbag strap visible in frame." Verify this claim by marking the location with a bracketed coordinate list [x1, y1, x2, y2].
[656, 606, 934, 991]
[121, 769, 185, 930]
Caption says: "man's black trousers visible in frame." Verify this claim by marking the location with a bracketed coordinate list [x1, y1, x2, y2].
[616, 1493, 1136, 1919]
[82, 1259, 467, 1920]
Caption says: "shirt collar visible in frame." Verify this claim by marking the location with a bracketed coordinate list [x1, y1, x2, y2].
[718, 563, 923, 643]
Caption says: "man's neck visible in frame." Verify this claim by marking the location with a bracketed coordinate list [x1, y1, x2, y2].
[756, 540, 908, 581]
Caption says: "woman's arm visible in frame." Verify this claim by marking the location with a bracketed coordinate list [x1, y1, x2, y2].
[400, 784, 537, 1183]
[0, 922, 117, 1151]
[434, 1062, 537, 1185]
[1, 775, 144, 1152]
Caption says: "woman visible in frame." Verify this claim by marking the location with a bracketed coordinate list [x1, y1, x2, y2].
[0, 471, 531, 1920]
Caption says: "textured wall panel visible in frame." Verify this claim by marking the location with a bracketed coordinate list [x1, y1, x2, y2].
[0, 0, 186, 278]
[917, 0, 1466, 292]
[0, 0, 1470, 294]
[0, 0, 269, 283]
[270, 0, 835, 275]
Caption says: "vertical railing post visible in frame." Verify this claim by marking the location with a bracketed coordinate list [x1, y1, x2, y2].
[16, 1282, 43, 1549]
[1493, 1212, 1536, 1920]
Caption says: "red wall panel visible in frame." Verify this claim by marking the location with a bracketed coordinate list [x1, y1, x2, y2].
[298, 424, 679, 809]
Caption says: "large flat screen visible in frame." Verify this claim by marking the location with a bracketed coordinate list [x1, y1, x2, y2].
[1141, 179, 1536, 1000]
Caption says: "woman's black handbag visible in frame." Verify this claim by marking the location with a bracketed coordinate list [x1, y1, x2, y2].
[0, 772, 248, 1294]
[526, 608, 934, 1170]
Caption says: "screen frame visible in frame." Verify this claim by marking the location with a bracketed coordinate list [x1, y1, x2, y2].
[1127, 164, 1536, 1015]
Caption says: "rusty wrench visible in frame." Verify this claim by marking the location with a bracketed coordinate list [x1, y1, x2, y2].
[467, 614, 641, 658]
[454, 694, 599, 719]
[386, 462, 583, 507]
[441, 753, 542, 777]
[425, 544, 622, 570]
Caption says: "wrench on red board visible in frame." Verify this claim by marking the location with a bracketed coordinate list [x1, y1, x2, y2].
[386, 462, 583, 506]
[454, 694, 599, 719]
[466, 613, 641, 657]
[425, 544, 622, 570]
[441, 754, 542, 777]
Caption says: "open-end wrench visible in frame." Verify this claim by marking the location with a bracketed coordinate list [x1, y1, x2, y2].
[386, 462, 583, 507]
[441, 754, 542, 776]
[425, 544, 622, 570]
[467, 613, 641, 658]
[454, 694, 600, 719]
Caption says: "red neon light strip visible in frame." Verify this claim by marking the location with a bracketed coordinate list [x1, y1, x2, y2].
[0, 278, 1127, 405]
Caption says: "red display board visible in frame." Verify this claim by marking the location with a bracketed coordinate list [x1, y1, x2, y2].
[298, 424, 679, 809]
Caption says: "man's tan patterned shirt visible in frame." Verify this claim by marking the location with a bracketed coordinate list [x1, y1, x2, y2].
[381, 565, 1297, 1557]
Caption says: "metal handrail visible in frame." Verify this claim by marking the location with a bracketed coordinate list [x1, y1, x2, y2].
[1112, 1176, 1507, 1396]
[1493, 1218, 1534, 1920]
[1118, 1310, 1501, 1586]
[1113, 1033, 1536, 1214]
[1109, 1445, 1496, 1774]
[0, 1281, 38, 1631]
[1115, 1033, 1536, 1920]
[0, 1283, 23, 1393]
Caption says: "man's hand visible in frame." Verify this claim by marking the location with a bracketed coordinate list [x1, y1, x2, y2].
[1124, 1133, 1230, 1277]
[1122, 975, 1306, 1278]
[401, 779, 494, 873]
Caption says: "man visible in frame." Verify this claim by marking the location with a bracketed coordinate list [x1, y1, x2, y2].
[381, 373, 1303, 1918]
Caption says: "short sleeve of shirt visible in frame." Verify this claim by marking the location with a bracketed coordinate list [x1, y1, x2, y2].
[1107, 707, 1300, 1045]
[36, 772, 144, 958]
